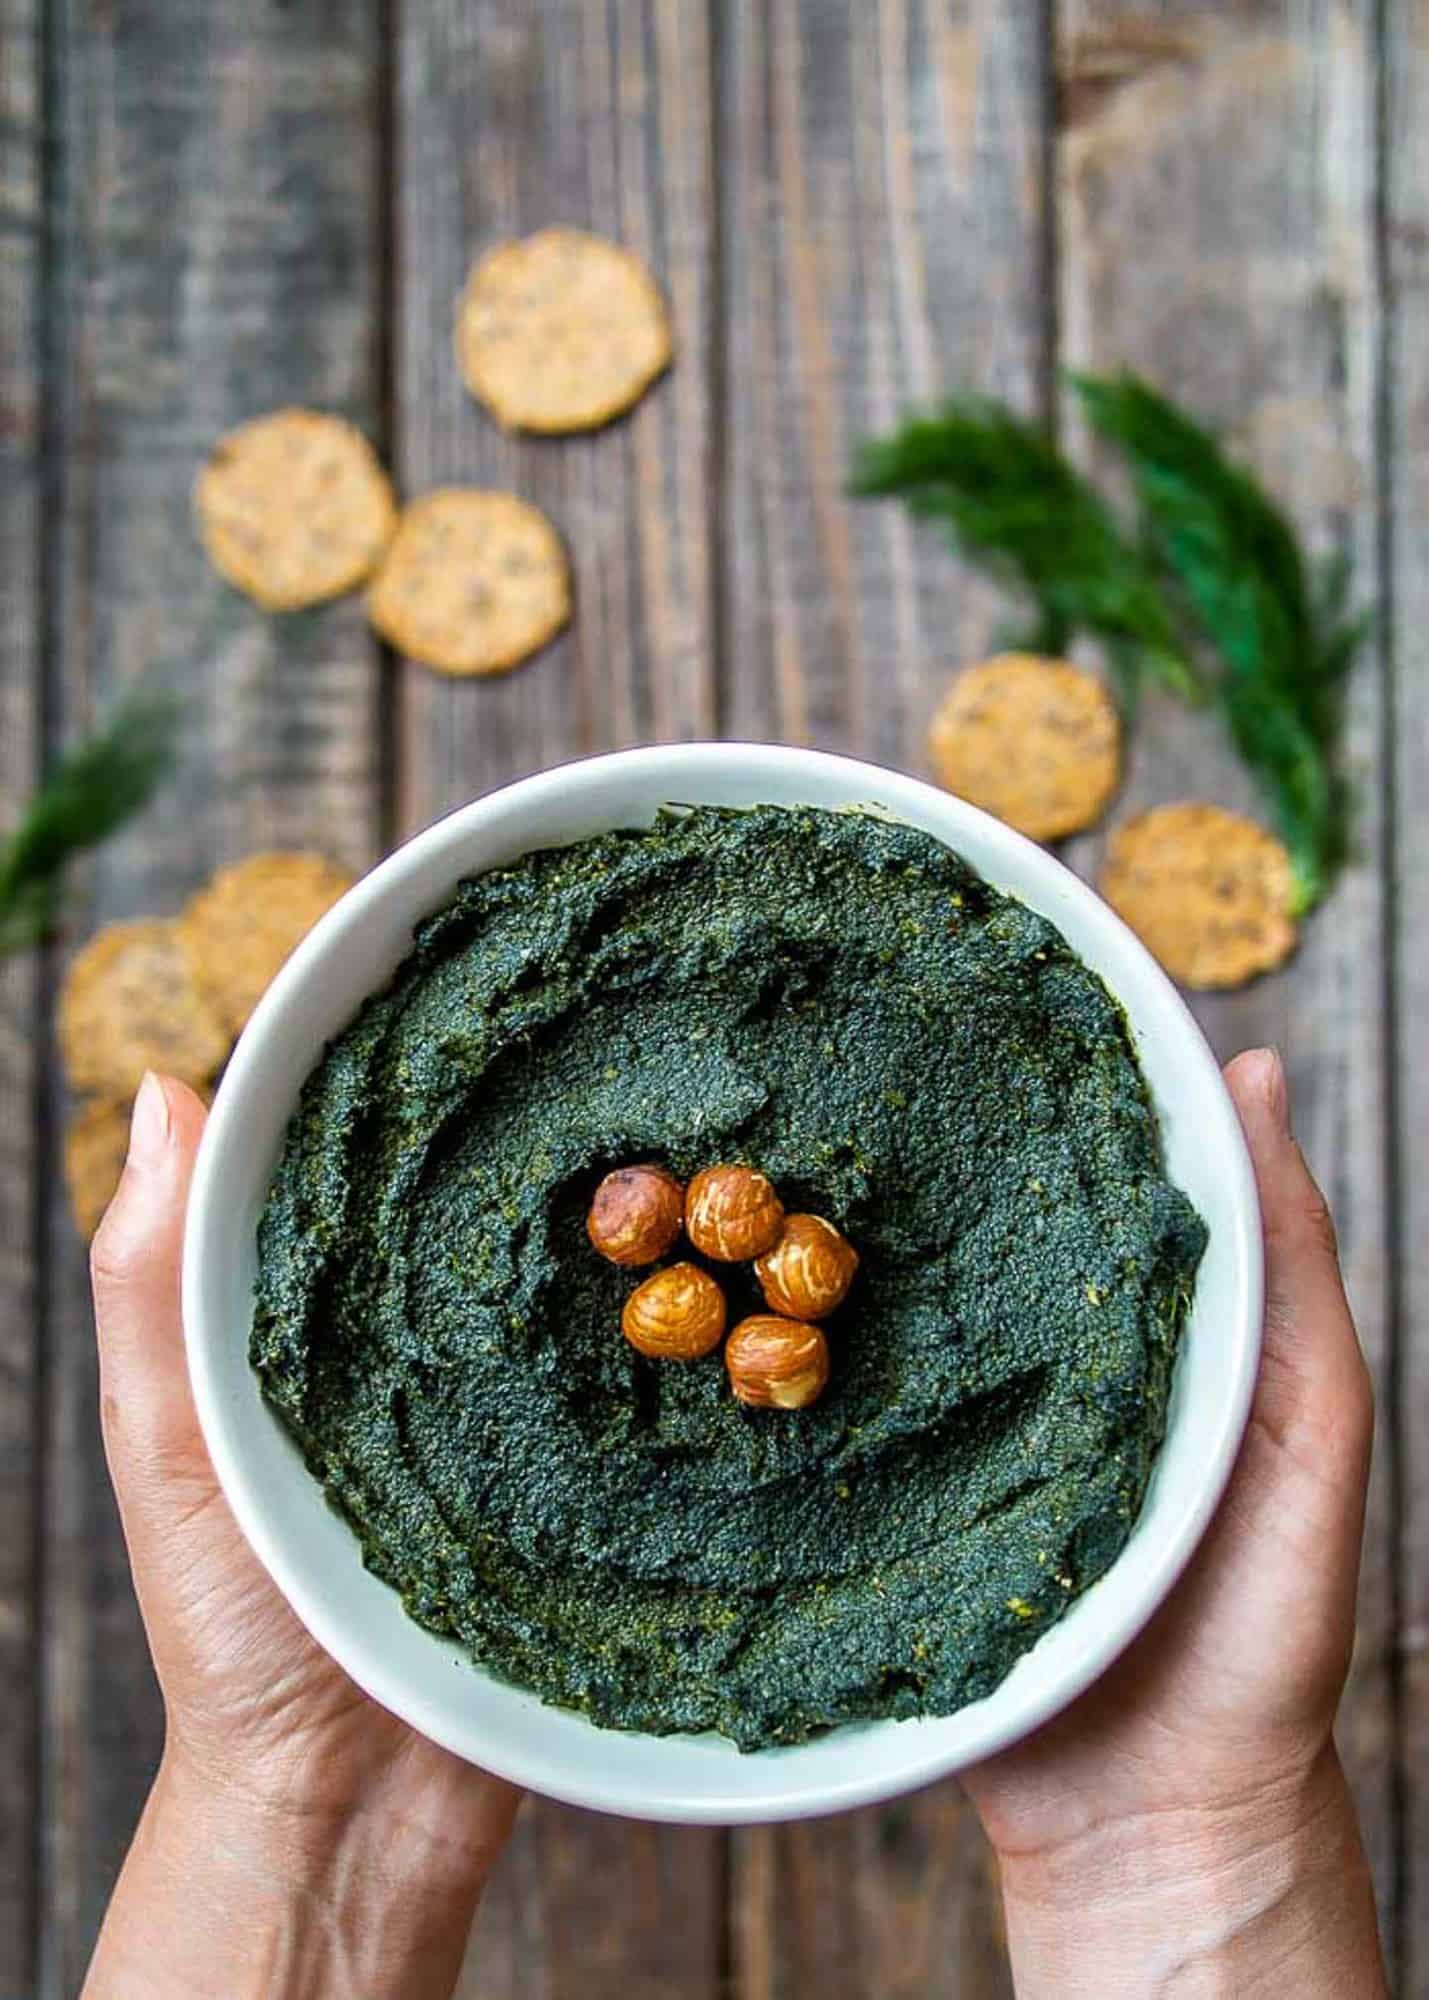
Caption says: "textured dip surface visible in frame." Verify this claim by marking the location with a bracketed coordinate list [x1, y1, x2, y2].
[251, 805, 1206, 1749]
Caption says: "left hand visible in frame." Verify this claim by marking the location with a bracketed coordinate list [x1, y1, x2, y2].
[84, 1072, 520, 2000]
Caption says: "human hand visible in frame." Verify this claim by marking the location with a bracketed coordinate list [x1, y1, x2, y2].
[963, 1047, 1387, 1996]
[84, 1073, 520, 2000]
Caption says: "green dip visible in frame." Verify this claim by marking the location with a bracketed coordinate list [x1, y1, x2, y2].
[251, 804, 1205, 1749]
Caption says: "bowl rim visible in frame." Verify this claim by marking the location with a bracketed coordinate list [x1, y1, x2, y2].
[182, 741, 1262, 1824]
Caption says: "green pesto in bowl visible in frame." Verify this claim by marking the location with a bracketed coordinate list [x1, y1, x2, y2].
[251, 804, 1206, 1750]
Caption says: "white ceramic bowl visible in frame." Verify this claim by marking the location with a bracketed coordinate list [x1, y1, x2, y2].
[183, 744, 1261, 1825]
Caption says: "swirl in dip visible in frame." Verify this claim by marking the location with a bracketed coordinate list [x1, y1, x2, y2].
[251, 805, 1206, 1749]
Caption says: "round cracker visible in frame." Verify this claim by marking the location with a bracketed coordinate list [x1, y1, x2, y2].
[179, 850, 355, 1036]
[58, 919, 230, 1098]
[927, 654, 1121, 842]
[457, 227, 672, 433]
[195, 408, 397, 611]
[1100, 802, 1297, 990]
[366, 488, 571, 675]
[64, 1098, 133, 1241]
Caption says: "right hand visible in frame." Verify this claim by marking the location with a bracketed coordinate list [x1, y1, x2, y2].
[963, 1047, 1387, 1996]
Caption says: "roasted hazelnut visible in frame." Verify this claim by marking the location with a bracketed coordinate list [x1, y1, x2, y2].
[621, 1262, 727, 1361]
[754, 1213, 859, 1321]
[685, 1164, 784, 1263]
[725, 1315, 830, 1410]
[587, 1164, 684, 1267]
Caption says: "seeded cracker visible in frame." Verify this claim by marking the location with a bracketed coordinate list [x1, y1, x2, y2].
[195, 409, 397, 610]
[927, 654, 1121, 842]
[1100, 802, 1297, 989]
[64, 1098, 133, 1241]
[367, 489, 570, 675]
[179, 851, 355, 1037]
[457, 227, 672, 433]
[58, 919, 230, 1098]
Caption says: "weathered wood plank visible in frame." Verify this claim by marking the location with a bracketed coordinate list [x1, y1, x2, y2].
[0, 1, 43, 1990]
[731, 1788, 1007, 2000]
[462, 1802, 729, 2000]
[391, 6, 725, 1994]
[721, 0, 1051, 768]
[1383, 1, 1428, 1987]
[718, 2, 1051, 1991]
[395, 0, 718, 836]
[1057, 0, 1394, 1947]
[38, 3, 388, 1990]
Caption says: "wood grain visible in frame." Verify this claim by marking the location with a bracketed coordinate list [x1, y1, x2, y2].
[35, 3, 388, 1989]
[717, 2, 1051, 1991]
[0, 3, 43, 1990]
[6, 0, 1414, 1989]
[1383, 1, 1426, 1987]
[719, 0, 1052, 767]
[394, 0, 718, 839]
[390, 6, 725, 1994]
[731, 1787, 1008, 2000]
[463, 1802, 727, 2000]
[1057, 0, 1395, 1948]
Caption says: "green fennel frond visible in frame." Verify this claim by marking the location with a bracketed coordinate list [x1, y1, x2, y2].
[1072, 371, 1367, 911]
[850, 397, 1204, 708]
[0, 691, 181, 957]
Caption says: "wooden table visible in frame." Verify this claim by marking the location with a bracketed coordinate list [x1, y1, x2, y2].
[1, 2, 1423, 1993]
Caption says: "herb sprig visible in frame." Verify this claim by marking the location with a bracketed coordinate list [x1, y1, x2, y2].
[1071, 373, 1365, 912]
[851, 397, 1203, 709]
[0, 692, 181, 957]
[852, 372, 1371, 914]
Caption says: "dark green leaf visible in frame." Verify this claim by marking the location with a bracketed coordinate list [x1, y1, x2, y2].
[0, 690, 181, 956]
[1073, 370, 1367, 911]
[851, 398, 1204, 705]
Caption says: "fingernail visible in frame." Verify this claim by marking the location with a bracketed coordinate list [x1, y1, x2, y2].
[1260, 1047, 1290, 1134]
[128, 1071, 171, 1167]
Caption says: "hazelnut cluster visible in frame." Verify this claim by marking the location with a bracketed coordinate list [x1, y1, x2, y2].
[586, 1163, 859, 1411]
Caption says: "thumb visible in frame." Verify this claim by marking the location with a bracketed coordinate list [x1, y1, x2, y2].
[90, 1072, 213, 1535]
[1224, 1047, 1373, 1559]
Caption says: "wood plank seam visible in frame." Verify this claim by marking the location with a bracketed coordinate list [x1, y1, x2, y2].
[708, 10, 742, 1980]
[1340, 4, 1403, 1971]
[31, 0, 76, 1982]
[2, 0, 49, 1986]
[1038, 0, 1061, 428]
[374, 0, 403, 856]
[709, 0, 733, 741]
[1368, 0, 1407, 1983]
